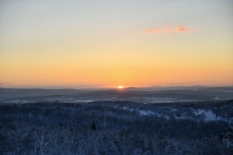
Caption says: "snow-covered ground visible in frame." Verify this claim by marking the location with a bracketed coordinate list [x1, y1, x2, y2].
[144, 97, 197, 103]
[114, 105, 229, 122]
[4, 98, 94, 103]
[4, 100, 35, 104]
[45, 97, 94, 103]
[2, 97, 232, 124]
[193, 109, 225, 121]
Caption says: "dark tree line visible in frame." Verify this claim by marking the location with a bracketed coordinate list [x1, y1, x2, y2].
[0, 100, 232, 154]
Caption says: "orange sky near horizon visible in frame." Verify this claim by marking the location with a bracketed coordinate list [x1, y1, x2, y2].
[0, 1, 233, 88]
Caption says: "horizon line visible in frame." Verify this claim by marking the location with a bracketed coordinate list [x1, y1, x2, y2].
[1, 85, 233, 90]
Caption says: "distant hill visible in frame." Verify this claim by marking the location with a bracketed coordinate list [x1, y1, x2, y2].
[0, 88, 90, 99]
[0, 86, 233, 101]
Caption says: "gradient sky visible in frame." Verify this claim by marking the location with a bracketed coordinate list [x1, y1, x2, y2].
[0, 0, 233, 88]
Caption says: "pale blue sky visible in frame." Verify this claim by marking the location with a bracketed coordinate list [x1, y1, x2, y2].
[1, 0, 232, 46]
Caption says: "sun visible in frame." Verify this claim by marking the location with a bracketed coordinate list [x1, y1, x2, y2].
[118, 86, 124, 89]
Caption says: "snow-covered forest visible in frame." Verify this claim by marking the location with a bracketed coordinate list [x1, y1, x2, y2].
[0, 100, 233, 155]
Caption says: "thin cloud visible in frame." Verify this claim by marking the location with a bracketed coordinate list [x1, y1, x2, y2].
[142, 25, 193, 33]
[176, 25, 193, 32]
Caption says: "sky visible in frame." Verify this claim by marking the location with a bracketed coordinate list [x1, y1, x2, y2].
[0, 0, 233, 88]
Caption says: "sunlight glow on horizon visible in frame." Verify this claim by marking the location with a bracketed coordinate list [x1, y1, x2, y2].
[118, 86, 124, 89]
[0, 1, 233, 88]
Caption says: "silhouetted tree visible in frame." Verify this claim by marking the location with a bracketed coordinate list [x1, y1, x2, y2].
[91, 122, 96, 131]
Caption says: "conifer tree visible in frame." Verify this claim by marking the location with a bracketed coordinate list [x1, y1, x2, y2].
[91, 122, 96, 131]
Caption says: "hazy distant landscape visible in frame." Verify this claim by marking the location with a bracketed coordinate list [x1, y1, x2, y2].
[1, 86, 233, 104]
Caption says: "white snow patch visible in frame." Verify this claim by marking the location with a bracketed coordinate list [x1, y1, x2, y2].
[45, 97, 94, 103]
[73, 100, 94, 103]
[147, 97, 175, 103]
[137, 110, 170, 119]
[6, 100, 35, 103]
[46, 97, 74, 101]
[122, 106, 134, 112]
[114, 106, 170, 119]
[193, 109, 225, 121]
[138, 110, 154, 115]
[171, 109, 177, 112]
[204, 110, 217, 121]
